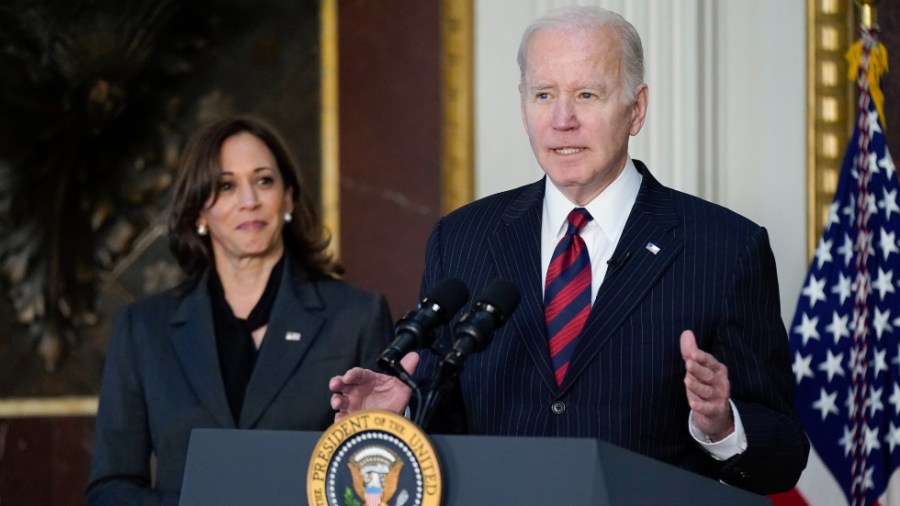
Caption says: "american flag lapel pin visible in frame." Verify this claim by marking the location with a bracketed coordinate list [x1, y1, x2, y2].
[645, 242, 661, 255]
[285, 331, 301, 342]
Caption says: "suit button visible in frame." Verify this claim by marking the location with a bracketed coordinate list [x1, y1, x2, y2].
[734, 467, 749, 479]
[551, 401, 566, 415]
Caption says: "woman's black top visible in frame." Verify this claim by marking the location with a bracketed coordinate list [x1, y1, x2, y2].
[208, 255, 286, 424]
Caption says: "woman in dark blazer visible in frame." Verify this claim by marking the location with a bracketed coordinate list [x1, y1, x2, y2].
[86, 116, 392, 505]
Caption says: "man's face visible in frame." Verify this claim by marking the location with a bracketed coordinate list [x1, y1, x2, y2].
[519, 26, 647, 205]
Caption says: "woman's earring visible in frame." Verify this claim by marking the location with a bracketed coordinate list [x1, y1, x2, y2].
[284, 212, 293, 223]
[196, 224, 208, 236]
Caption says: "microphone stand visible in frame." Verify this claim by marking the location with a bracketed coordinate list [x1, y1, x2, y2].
[413, 364, 461, 426]
[380, 358, 429, 425]
[413, 356, 463, 430]
[382, 359, 418, 391]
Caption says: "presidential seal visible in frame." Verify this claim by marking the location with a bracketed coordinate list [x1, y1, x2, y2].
[307, 410, 442, 506]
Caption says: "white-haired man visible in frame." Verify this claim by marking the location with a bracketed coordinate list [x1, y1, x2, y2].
[331, 6, 808, 494]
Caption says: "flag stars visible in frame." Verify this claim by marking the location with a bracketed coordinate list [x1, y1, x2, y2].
[888, 422, 900, 453]
[843, 195, 857, 221]
[827, 202, 841, 228]
[792, 352, 815, 384]
[867, 152, 882, 176]
[802, 275, 827, 308]
[873, 268, 896, 300]
[872, 348, 889, 377]
[812, 387, 839, 421]
[864, 424, 881, 456]
[874, 307, 894, 340]
[832, 273, 853, 306]
[837, 234, 854, 267]
[839, 425, 855, 457]
[880, 187, 899, 221]
[879, 151, 896, 180]
[867, 109, 883, 136]
[814, 238, 834, 269]
[867, 385, 884, 417]
[851, 465, 876, 494]
[825, 311, 851, 344]
[862, 465, 875, 492]
[818, 349, 845, 382]
[866, 193, 879, 217]
[879, 229, 899, 260]
[889, 383, 900, 416]
[793, 313, 821, 346]
[892, 343, 900, 370]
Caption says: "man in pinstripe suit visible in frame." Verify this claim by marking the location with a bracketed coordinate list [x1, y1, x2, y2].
[331, 5, 808, 495]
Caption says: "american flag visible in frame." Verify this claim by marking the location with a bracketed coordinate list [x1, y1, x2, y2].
[785, 26, 900, 506]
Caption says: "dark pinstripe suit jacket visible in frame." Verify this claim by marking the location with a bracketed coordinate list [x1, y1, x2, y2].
[415, 161, 809, 494]
[86, 257, 392, 505]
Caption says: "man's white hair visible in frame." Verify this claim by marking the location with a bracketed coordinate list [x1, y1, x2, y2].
[517, 5, 645, 104]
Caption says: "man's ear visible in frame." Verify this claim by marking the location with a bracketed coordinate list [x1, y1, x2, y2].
[629, 84, 649, 136]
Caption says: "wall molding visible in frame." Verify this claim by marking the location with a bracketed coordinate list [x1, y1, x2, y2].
[0, 396, 97, 418]
[441, 0, 475, 213]
[321, 0, 340, 255]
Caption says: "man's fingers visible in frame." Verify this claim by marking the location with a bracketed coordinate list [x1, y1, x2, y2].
[681, 330, 727, 377]
[684, 375, 720, 400]
[679, 330, 698, 360]
[685, 359, 726, 385]
[333, 367, 369, 388]
[328, 375, 345, 392]
[330, 393, 346, 411]
[400, 351, 420, 375]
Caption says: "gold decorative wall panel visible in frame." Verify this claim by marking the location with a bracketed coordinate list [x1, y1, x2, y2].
[440, 0, 475, 213]
[807, 0, 855, 256]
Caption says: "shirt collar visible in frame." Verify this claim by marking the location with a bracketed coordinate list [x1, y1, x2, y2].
[544, 157, 643, 242]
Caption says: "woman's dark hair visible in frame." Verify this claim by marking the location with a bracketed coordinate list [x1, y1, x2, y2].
[168, 115, 343, 281]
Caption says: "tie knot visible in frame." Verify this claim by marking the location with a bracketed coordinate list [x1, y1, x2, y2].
[566, 208, 592, 235]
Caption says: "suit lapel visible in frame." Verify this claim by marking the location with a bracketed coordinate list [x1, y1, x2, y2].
[487, 179, 559, 391]
[170, 275, 235, 428]
[561, 163, 684, 390]
[239, 259, 324, 428]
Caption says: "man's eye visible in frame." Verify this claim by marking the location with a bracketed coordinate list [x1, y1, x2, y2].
[579, 92, 595, 99]
[536, 92, 550, 100]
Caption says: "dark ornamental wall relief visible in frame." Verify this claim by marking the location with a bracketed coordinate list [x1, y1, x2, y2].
[0, 0, 321, 396]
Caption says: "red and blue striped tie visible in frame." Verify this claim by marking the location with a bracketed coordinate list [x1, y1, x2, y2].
[545, 208, 593, 386]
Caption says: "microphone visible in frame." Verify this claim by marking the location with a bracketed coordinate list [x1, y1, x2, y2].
[377, 278, 469, 375]
[415, 280, 520, 429]
[606, 251, 631, 268]
[442, 279, 521, 369]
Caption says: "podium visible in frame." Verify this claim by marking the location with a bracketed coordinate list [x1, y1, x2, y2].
[180, 428, 770, 505]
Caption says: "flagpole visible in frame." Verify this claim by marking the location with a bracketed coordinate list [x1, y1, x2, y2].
[857, 0, 878, 29]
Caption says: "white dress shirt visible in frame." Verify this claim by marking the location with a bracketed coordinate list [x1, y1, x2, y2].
[540, 158, 642, 303]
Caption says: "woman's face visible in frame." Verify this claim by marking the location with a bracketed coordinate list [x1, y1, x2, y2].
[197, 132, 293, 267]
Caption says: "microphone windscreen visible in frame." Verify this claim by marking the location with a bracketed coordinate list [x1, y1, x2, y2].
[426, 278, 469, 317]
[478, 279, 520, 318]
